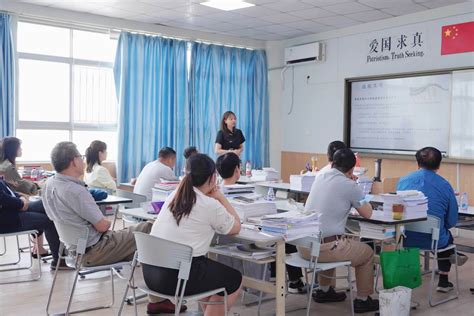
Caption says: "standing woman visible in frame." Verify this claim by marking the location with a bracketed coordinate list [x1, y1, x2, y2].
[214, 111, 245, 157]
[0, 137, 40, 195]
[84, 140, 117, 191]
[146, 154, 242, 316]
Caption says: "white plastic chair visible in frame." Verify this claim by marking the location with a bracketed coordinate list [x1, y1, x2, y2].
[286, 233, 354, 316]
[118, 232, 229, 316]
[404, 215, 459, 307]
[0, 230, 41, 284]
[46, 221, 129, 315]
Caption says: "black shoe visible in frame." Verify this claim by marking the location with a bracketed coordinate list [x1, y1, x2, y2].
[437, 280, 454, 293]
[353, 296, 379, 313]
[313, 287, 347, 303]
[288, 279, 307, 294]
[50, 259, 75, 271]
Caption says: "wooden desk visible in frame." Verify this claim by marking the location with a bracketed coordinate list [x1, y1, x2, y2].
[118, 208, 287, 316]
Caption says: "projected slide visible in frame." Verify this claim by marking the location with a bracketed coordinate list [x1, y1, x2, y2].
[350, 74, 451, 153]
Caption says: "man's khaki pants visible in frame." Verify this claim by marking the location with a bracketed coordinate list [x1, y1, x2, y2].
[298, 237, 375, 297]
[82, 222, 152, 267]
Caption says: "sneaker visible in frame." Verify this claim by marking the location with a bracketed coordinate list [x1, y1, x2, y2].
[312, 287, 347, 303]
[147, 299, 187, 314]
[449, 253, 468, 266]
[437, 280, 454, 293]
[288, 279, 307, 294]
[50, 259, 75, 271]
[353, 296, 379, 313]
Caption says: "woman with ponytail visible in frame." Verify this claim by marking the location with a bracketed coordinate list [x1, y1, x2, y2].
[147, 154, 242, 316]
[84, 140, 116, 191]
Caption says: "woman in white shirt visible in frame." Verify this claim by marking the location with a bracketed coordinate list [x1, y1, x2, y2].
[148, 154, 242, 316]
[84, 140, 116, 191]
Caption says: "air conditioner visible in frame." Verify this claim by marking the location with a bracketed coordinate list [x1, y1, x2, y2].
[284, 42, 325, 65]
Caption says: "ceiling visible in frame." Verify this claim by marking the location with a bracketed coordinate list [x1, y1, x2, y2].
[7, 0, 472, 41]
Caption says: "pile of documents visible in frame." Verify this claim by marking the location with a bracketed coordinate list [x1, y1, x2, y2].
[222, 184, 255, 195]
[154, 179, 180, 191]
[289, 172, 316, 192]
[261, 211, 320, 241]
[251, 168, 280, 182]
[356, 175, 373, 195]
[359, 222, 395, 240]
[230, 195, 277, 221]
[381, 190, 428, 216]
[210, 243, 274, 260]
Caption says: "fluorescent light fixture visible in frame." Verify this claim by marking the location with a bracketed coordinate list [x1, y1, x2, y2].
[201, 0, 255, 11]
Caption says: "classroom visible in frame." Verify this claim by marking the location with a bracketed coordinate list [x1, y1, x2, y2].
[0, 0, 473, 315]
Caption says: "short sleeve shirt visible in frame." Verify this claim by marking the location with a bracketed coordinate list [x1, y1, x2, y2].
[215, 129, 245, 150]
[304, 168, 365, 238]
[150, 188, 235, 257]
[42, 174, 104, 249]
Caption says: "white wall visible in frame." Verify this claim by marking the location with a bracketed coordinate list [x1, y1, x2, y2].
[267, 2, 474, 164]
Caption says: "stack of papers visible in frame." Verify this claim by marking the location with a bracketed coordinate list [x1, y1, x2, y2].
[354, 167, 368, 176]
[290, 173, 316, 192]
[381, 191, 428, 216]
[359, 222, 395, 240]
[230, 195, 277, 221]
[261, 211, 320, 241]
[251, 168, 280, 182]
[154, 179, 180, 191]
[357, 176, 373, 195]
[211, 243, 275, 260]
[222, 184, 255, 195]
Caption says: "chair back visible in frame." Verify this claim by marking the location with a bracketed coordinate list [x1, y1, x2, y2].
[134, 232, 193, 280]
[115, 189, 147, 208]
[404, 215, 440, 250]
[54, 221, 89, 255]
[287, 232, 321, 258]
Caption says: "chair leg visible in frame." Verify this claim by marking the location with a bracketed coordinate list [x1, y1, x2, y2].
[257, 263, 268, 315]
[224, 290, 228, 316]
[306, 269, 317, 316]
[374, 264, 380, 294]
[348, 266, 354, 316]
[66, 257, 84, 314]
[46, 243, 65, 315]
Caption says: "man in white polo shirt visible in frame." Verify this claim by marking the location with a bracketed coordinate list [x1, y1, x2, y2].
[302, 148, 379, 314]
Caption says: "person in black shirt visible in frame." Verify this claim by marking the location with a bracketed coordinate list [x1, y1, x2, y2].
[215, 111, 245, 157]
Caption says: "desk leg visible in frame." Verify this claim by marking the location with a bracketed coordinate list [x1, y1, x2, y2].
[395, 224, 402, 243]
[275, 240, 285, 316]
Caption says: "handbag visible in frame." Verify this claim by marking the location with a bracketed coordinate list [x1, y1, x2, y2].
[380, 236, 422, 289]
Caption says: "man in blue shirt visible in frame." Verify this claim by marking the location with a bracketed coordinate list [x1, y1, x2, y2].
[398, 147, 467, 292]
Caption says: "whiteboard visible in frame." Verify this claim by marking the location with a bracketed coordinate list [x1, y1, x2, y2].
[349, 74, 452, 154]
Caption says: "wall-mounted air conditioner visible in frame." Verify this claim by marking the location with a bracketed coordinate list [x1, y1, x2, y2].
[284, 42, 325, 65]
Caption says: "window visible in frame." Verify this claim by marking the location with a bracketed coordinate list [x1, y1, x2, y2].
[16, 21, 118, 162]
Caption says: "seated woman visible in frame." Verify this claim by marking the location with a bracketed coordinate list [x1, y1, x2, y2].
[84, 140, 117, 192]
[0, 137, 49, 258]
[146, 154, 242, 316]
[0, 177, 69, 269]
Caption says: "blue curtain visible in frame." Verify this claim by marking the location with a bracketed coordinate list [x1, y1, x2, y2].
[114, 32, 189, 182]
[190, 43, 269, 168]
[0, 13, 15, 138]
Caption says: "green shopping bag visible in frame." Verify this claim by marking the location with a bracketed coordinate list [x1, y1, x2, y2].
[380, 247, 422, 289]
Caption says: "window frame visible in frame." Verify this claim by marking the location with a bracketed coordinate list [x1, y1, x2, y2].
[15, 19, 118, 162]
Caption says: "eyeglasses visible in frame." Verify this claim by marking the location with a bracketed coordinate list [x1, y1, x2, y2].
[76, 154, 86, 160]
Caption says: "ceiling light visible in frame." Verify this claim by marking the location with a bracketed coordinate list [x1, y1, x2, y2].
[201, 1, 255, 11]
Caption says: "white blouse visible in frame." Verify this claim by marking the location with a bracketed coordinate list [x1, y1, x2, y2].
[84, 164, 117, 191]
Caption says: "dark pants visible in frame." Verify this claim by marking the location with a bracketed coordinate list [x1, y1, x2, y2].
[18, 202, 60, 260]
[270, 244, 303, 282]
[437, 233, 455, 273]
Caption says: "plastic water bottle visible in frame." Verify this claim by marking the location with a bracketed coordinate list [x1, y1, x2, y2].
[460, 192, 469, 211]
[31, 168, 38, 181]
[245, 161, 252, 177]
[266, 187, 275, 201]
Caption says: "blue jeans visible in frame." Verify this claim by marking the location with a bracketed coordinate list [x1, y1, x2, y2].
[18, 200, 60, 260]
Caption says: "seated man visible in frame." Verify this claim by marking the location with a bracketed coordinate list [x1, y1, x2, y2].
[42, 142, 184, 314]
[302, 148, 379, 313]
[398, 146, 467, 292]
[134, 147, 178, 200]
[216, 152, 308, 293]
[319, 140, 346, 173]
[183, 146, 198, 160]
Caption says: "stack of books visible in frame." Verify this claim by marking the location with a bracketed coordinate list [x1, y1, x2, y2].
[210, 243, 275, 260]
[154, 179, 180, 191]
[222, 184, 255, 195]
[289, 173, 316, 192]
[260, 211, 320, 241]
[359, 222, 395, 240]
[19, 165, 44, 179]
[230, 195, 277, 221]
[357, 175, 373, 195]
[381, 190, 428, 216]
[251, 168, 280, 182]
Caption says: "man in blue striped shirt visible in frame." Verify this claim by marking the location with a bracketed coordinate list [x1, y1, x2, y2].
[398, 147, 467, 292]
